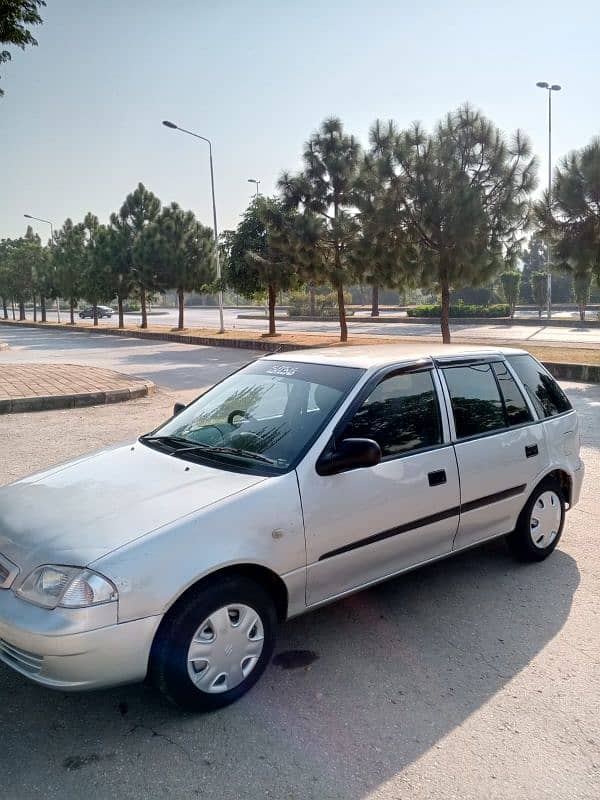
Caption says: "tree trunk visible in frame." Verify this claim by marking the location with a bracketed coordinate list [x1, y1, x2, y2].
[267, 283, 277, 336]
[2, 296, 8, 320]
[309, 285, 316, 316]
[579, 304, 586, 322]
[12, 299, 16, 320]
[118, 296, 124, 329]
[40, 295, 47, 322]
[440, 277, 451, 344]
[336, 283, 348, 343]
[33, 295, 37, 322]
[69, 301, 75, 325]
[19, 301, 25, 321]
[177, 287, 185, 330]
[371, 284, 380, 317]
[538, 307, 542, 320]
[93, 302, 98, 326]
[140, 287, 148, 329]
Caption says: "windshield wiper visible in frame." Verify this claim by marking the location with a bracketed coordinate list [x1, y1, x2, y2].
[176, 443, 278, 465]
[139, 434, 194, 450]
[140, 435, 277, 465]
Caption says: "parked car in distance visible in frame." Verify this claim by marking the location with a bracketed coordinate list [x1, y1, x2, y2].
[78, 305, 113, 319]
[0, 344, 584, 710]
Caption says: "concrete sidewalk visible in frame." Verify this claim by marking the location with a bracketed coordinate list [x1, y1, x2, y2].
[0, 363, 154, 413]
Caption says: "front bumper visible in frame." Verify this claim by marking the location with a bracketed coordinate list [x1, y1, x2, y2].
[0, 590, 161, 691]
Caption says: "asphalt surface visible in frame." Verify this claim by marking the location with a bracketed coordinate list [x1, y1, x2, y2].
[10, 304, 600, 344]
[0, 326, 261, 393]
[1, 336, 599, 799]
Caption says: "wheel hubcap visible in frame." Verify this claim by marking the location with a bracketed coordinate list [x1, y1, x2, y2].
[186, 604, 265, 693]
[530, 490, 561, 549]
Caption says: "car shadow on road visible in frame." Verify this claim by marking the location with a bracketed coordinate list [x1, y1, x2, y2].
[0, 539, 579, 800]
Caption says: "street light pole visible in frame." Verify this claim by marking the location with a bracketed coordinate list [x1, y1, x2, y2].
[24, 213, 60, 322]
[247, 178, 260, 198]
[161, 120, 225, 333]
[536, 81, 561, 320]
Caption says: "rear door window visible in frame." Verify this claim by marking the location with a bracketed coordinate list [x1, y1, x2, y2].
[507, 355, 571, 418]
[443, 363, 506, 439]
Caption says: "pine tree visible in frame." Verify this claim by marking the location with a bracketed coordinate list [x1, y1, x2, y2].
[374, 105, 537, 342]
[115, 183, 161, 329]
[278, 117, 362, 342]
[139, 203, 214, 330]
[224, 197, 298, 336]
[53, 219, 86, 323]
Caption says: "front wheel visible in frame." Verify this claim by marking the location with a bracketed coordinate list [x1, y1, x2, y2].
[150, 576, 277, 711]
[506, 480, 565, 562]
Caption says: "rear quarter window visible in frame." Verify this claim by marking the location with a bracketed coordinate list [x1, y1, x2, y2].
[507, 355, 572, 418]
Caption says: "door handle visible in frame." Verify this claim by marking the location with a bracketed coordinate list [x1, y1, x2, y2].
[428, 469, 447, 487]
[525, 444, 538, 458]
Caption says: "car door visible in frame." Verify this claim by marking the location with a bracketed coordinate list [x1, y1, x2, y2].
[438, 358, 549, 551]
[296, 365, 461, 606]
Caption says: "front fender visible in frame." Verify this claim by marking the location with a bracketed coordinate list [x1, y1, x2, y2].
[91, 471, 306, 622]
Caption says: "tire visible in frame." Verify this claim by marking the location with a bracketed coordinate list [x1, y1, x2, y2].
[507, 479, 565, 562]
[149, 575, 277, 711]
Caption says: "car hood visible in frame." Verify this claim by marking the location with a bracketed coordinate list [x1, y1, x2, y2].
[0, 442, 266, 578]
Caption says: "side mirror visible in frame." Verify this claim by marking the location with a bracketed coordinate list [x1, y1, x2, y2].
[316, 438, 381, 476]
[173, 402, 186, 416]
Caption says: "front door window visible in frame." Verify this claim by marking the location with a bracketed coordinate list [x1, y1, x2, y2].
[342, 370, 442, 457]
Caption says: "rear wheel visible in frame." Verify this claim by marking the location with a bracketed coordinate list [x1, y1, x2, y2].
[150, 576, 277, 711]
[507, 480, 565, 562]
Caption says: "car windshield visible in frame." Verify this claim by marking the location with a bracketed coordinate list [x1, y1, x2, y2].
[142, 360, 363, 472]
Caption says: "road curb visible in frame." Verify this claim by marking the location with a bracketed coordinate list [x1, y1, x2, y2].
[541, 362, 600, 384]
[0, 383, 154, 414]
[0, 358, 156, 414]
[2, 319, 599, 383]
[0, 384, 155, 414]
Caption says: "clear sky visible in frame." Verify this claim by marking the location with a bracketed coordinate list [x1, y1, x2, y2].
[2, 0, 599, 242]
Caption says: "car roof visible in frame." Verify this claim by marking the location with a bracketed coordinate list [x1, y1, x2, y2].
[262, 343, 528, 370]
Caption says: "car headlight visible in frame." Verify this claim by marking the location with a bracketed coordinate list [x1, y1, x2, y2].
[16, 566, 118, 609]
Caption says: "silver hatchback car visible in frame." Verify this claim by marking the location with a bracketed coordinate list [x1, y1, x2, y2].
[0, 344, 584, 710]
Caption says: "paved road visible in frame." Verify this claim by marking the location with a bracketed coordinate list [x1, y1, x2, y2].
[0, 326, 261, 394]
[11, 305, 600, 345]
[1, 337, 599, 799]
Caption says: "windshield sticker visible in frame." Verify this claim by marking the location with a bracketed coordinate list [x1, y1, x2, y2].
[266, 365, 298, 376]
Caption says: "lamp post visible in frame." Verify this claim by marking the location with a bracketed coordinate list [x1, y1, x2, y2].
[161, 120, 225, 333]
[536, 81, 561, 320]
[24, 213, 60, 322]
[247, 178, 260, 198]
